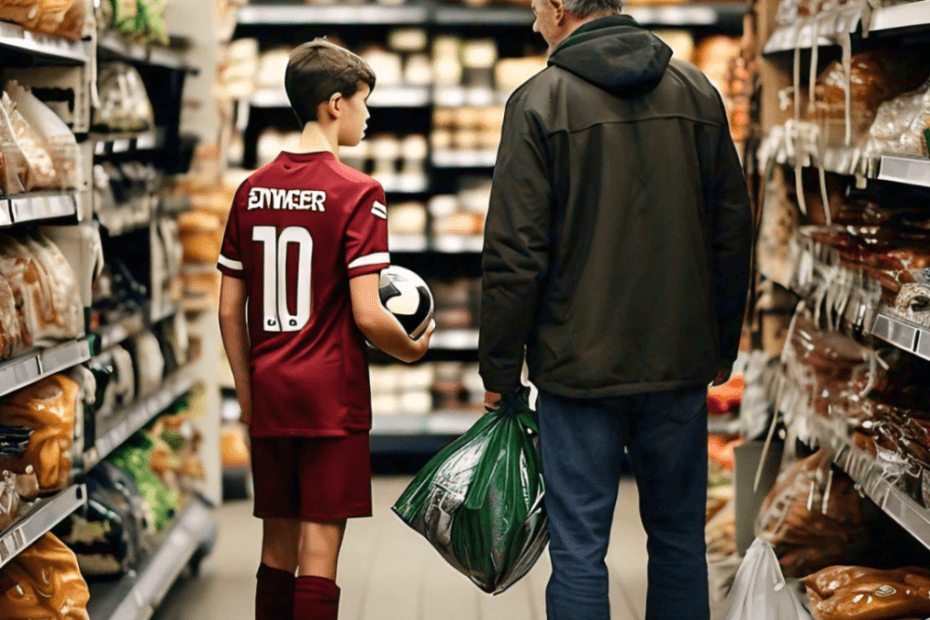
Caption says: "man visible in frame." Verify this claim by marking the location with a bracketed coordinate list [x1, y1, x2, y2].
[478, 0, 753, 618]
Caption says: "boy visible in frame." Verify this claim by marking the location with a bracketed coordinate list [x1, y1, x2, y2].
[217, 39, 434, 620]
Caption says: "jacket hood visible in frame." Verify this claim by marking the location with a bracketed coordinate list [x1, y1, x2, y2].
[548, 15, 673, 98]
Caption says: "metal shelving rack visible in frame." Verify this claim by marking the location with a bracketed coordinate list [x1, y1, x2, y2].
[0, 13, 215, 615]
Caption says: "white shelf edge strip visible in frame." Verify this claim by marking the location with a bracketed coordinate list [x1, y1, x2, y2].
[810, 416, 930, 551]
[98, 499, 213, 620]
[0, 22, 88, 62]
[0, 484, 84, 570]
[2, 192, 78, 226]
[877, 156, 930, 188]
[237, 5, 428, 24]
[0, 339, 91, 400]
[86, 373, 197, 469]
[429, 329, 480, 350]
[871, 0, 930, 31]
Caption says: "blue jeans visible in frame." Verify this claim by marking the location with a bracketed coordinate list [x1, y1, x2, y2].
[537, 386, 709, 620]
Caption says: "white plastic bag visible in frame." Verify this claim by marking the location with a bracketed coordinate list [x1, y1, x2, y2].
[723, 538, 811, 620]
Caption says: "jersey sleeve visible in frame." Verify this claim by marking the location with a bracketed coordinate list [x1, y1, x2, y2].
[217, 182, 249, 279]
[345, 182, 390, 279]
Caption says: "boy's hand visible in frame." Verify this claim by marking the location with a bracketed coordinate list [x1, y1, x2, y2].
[410, 319, 437, 361]
[238, 391, 253, 426]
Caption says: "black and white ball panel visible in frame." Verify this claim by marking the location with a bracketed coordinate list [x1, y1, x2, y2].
[378, 266, 434, 339]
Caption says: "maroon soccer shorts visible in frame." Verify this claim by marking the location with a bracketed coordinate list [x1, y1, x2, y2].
[250, 433, 373, 520]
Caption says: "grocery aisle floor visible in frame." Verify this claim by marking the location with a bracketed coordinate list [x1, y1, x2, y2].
[152, 476, 730, 620]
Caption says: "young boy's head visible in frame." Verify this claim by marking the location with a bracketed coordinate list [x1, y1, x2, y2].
[285, 39, 376, 146]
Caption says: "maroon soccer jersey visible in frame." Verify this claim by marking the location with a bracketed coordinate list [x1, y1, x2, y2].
[217, 151, 389, 437]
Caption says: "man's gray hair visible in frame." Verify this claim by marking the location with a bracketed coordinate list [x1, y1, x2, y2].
[562, 0, 623, 17]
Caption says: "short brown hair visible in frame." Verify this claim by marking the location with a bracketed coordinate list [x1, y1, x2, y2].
[285, 39, 376, 126]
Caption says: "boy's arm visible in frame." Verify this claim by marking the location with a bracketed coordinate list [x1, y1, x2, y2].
[219, 275, 252, 424]
[349, 273, 434, 363]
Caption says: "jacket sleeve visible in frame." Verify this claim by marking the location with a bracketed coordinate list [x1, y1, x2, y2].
[706, 92, 753, 367]
[479, 102, 553, 394]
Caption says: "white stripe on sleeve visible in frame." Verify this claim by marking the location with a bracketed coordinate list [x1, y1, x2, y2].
[218, 254, 244, 271]
[347, 252, 390, 270]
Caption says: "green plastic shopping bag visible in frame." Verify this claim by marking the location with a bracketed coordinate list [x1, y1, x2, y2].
[392, 388, 549, 594]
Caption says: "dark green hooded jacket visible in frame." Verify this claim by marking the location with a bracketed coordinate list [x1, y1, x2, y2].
[479, 14, 753, 397]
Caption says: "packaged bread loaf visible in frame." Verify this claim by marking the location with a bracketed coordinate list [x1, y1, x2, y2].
[0, 92, 56, 191]
[804, 565, 930, 620]
[0, 273, 27, 358]
[0, 532, 90, 620]
[0, 0, 73, 36]
[6, 82, 78, 190]
[0, 375, 79, 494]
[177, 210, 223, 263]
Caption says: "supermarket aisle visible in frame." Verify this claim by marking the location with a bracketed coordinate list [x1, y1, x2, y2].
[152, 476, 673, 620]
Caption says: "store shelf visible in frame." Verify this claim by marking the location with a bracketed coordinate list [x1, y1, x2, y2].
[97, 30, 192, 71]
[870, 0, 930, 32]
[373, 410, 482, 436]
[390, 235, 429, 252]
[378, 175, 430, 193]
[0, 484, 85, 570]
[430, 328, 479, 350]
[433, 5, 534, 25]
[92, 130, 162, 155]
[237, 4, 430, 25]
[0, 21, 89, 63]
[433, 235, 484, 253]
[92, 312, 146, 353]
[764, 1, 930, 54]
[87, 497, 216, 620]
[805, 414, 930, 552]
[84, 372, 197, 470]
[0, 191, 79, 227]
[252, 85, 430, 108]
[0, 339, 91, 400]
[870, 307, 930, 363]
[877, 155, 930, 188]
[432, 149, 497, 168]
[625, 3, 747, 27]
[433, 86, 509, 107]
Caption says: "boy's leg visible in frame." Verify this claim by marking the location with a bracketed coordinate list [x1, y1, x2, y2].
[293, 519, 347, 620]
[252, 438, 301, 620]
[257, 518, 300, 620]
[293, 434, 370, 620]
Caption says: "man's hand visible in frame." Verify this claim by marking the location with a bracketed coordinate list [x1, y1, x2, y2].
[712, 364, 732, 387]
[484, 391, 502, 412]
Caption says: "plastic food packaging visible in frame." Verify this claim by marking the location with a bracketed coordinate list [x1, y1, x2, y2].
[5, 81, 78, 190]
[804, 565, 930, 620]
[0, 273, 27, 358]
[0, 0, 74, 38]
[93, 63, 155, 134]
[0, 234, 84, 346]
[0, 92, 56, 192]
[0, 532, 90, 620]
[722, 538, 811, 620]
[393, 388, 548, 594]
[0, 375, 79, 494]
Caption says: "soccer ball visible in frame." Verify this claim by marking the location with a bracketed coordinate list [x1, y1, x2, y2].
[379, 265, 434, 339]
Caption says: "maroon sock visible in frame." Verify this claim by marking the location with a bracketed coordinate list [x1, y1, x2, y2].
[256, 563, 296, 620]
[293, 575, 340, 620]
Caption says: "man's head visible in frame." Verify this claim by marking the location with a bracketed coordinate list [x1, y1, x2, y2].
[531, 0, 623, 52]
[285, 39, 376, 146]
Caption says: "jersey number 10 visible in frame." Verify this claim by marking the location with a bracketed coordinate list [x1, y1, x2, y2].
[253, 225, 313, 332]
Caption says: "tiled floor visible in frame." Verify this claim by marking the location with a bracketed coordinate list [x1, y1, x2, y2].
[152, 476, 730, 620]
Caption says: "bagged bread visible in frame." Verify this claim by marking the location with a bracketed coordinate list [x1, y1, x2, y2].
[804, 566, 930, 620]
[0, 234, 83, 346]
[0, 532, 90, 620]
[0, 0, 73, 35]
[177, 210, 222, 263]
[0, 375, 79, 494]
[0, 273, 27, 358]
[5, 82, 78, 190]
[0, 92, 56, 191]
